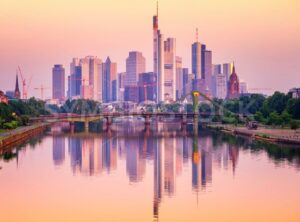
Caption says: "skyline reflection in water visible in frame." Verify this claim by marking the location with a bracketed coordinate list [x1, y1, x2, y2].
[0, 123, 300, 222]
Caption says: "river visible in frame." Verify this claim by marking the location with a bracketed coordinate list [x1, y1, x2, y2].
[0, 123, 299, 222]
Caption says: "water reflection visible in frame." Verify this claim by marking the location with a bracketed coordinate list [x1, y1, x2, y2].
[1, 124, 300, 221]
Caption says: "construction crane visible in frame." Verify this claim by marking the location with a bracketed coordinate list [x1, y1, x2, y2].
[34, 85, 49, 100]
[17, 66, 33, 100]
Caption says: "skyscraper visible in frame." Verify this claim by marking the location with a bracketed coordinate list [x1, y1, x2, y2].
[52, 64, 65, 101]
[175, 56, 183, 100]
[138, 72, 157, 102]
[14, 74, 21, 99]
[191, 29, 213, 95]
[102, 57, 117, 102]
[86, 56, 102, 101]
[164, 38, 176, 101]
[153, 4, 165, 102]
[126, 51, 146, 86]
[192, 41, 202, 80]
[215, 74, 227, 99]
[68, 57, 102, 101]
[204, 50, 212, 93]
[223, 63, 233, 83]
[117, 72, 126, 101]
[228, 64, 240, 99]
[69, 58, 81, 98]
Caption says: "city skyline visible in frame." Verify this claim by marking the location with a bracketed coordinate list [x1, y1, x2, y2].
[1, 0, 300, 98]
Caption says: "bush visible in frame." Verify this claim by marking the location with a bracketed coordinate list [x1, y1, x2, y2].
[3, 121, 19, 129]
[290, 120, 299, 130]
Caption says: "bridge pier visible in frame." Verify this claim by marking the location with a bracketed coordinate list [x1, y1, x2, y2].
[144, 114, 151, 126]
[84, 121, 89, 132]
[70, 122, 75, 134]
[181, 113, 187, 126]
[106, 116, 113, 127]
[193, 115, 199, 134]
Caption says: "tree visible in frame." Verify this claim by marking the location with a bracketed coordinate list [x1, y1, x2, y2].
[281, 111, 292, 125]
[265, 91, 290, 114]
[268, 111, 283, 126]
[286, 98, 300, 119]
[254, 111, 265, 123]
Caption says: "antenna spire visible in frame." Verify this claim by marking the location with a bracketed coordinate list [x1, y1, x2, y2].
[196, 28, 199, 42]
[157, 1, 159, 17]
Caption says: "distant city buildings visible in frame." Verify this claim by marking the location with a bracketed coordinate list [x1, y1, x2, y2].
[126, 51, 146, 87]
[52, 3, 247, 104]
[239, 81, 248, 95]
[175, 56, 183, 100]
[289, 88, 300, 99]
[153, 9, 165, 103]
[215, 74, 228, 100]
[52, 64, 65, 101]
[0, 91, 8, 104]
[191, 30, 213, 98]
[103, 57, 117, 103]
[164, 38, 176, 101]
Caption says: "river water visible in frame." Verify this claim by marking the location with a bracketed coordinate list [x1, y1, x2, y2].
[0, 123, 300, 222]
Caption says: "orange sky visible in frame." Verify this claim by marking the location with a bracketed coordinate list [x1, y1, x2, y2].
[0, 0, 300, 98]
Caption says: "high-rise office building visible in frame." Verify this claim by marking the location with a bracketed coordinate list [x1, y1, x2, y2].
[192, 41, 203, 80]
[164, 38, 176, 101]
[213, 64, 222, 76]
[191, 30, 213, 95]
[239, 81, 248, 95]
[223, 63, 233, 83]
[52, 64, 65, 101]
[102, 57, 117, 103]
[68, 57, 102, 101]
[117, 72, 126, 101]
[153, 5, 165, 102]
[87, 56, 102, 101]
[204, 50, 212, 93]
[138, 72, 157, 102]
[182, 68, 189, 96]
[126, 51, 146, 86]
[68, 58, 80, 98]
[215, 74, 227, 100]
[211, 64, 222, 98]
[175, 56, 183, 100]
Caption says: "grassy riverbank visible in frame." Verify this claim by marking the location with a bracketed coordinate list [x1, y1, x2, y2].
[208, 124, 300, 146]
[0, 123, 50, 149]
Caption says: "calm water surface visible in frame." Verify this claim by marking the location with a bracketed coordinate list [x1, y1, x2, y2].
[0, 123, 300, 222]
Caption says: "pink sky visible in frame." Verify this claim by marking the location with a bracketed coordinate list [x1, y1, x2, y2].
[0, 0, 300, 98]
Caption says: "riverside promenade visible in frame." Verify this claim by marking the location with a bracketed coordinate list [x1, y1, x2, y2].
[0, 123, 50, 149]
[209, 124, 300, 146]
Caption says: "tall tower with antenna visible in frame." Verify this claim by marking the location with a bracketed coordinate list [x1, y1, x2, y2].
[192, 28, 203, 80]
[153, 1, 164, 102]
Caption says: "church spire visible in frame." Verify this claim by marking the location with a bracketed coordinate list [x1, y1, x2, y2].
[232, 61, 236, 74]
[14, 73, 21, 99]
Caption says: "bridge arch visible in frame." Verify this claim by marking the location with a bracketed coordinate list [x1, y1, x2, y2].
[180, 90, 216, 113]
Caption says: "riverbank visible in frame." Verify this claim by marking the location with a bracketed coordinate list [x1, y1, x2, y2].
[207, 124, 300, 146]
[0, 123, 51, 150]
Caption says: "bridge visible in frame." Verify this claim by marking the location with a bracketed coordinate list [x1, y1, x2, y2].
[30, 91, 229, 131]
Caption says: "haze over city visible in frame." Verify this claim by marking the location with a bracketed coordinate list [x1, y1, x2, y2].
[1, 0, 300, 98]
